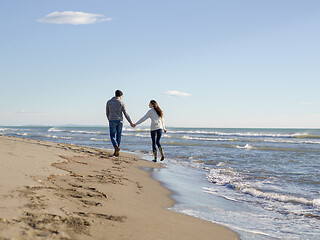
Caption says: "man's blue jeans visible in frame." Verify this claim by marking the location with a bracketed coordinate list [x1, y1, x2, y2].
[109, 120, 123, 147]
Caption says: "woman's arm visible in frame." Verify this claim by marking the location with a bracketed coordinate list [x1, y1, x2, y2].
[135, 110, 151, 126]
[161, 117, 167, 133]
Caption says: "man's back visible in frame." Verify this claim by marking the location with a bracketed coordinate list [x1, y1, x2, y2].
[106, 97, 124, 121]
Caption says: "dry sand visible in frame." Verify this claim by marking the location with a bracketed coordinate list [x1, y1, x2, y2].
[0, 135, 238, 240]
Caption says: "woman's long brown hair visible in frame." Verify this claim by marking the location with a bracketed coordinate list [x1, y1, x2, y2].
[150, 100, 163, 118]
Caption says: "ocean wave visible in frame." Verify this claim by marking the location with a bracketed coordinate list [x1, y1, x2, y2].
[264, 139, 320, 145]
[0, 128, 31, 136]
[181, 135, 237, 142]
[124, 128, 149, 132]
[45, 135, 72, 140]
[174, 207, 277, 239]
[70, 130, 104, 134]
[206, 168, 320, 208]
[169, 129, 320, 140]
[295, 134, 320, 139]
[241, 187, 320, 207]
[44, 128, 320, 142]
[0, 128, 28, 132]
[217, 162, 226, 167]
[48, 127, 66, 132]
[163, 141, 202, 146]
[90, 138, 107, 142]
[202, 188, 239, 202]
[122, 132, 149, 138]
[16, 133, 29, 136]
[47, 127, 104, 135]
[215, 132, 300, 138]
[206, 167, 243, 186]
[234, 144, 255, 150]
[4, 131, 29, 136]
[229, 144, 319, 152]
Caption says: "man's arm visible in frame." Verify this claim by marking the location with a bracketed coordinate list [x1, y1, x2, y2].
[122, 104, 132, 124]
[106, 102, 110, 120]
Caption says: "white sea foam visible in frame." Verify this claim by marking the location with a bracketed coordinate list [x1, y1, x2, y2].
[169, 129, 318, 141]
[235, 144, 255, 150]
[221, 195, 239, 202]
[90, 138, 107, 142]
[70, 130, 103, 134]
[123, 127, 149, 132]
[265, 139, 320, 145]
[0, 128, 22, 132]
[122, 132, 149, 138]
[217, 162, 226, 167]
[202, 187, 218, 194]
[47, 127, 104, 135]
[135, 134, 149, 138]
[48, 128, 65, 132]
[312, 199, 320, 207]
[0, 128, 30, 136]
[225, 225, 275, 239]
[202, 187, 239, 202]
[240, 187, 320, 207]
[17, 133, 28, 136]
[206, 166, 320, 208]
[45, 135, 72, 139]
[181, 135, 236, 141]
[206, 167, 242, 186]
[173, 207, 276, 239]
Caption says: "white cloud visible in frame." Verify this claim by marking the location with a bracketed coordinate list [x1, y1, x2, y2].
[37, 11, 112, 25]
[164, 90, 191, 98]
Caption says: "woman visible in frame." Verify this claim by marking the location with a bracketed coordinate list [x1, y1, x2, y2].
[134, 100, 167, 162]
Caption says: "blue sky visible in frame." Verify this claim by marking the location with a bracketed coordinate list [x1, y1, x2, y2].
[0, 0, 319, 128]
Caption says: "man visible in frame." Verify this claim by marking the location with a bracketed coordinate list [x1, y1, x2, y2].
[106, 90, 134, 156]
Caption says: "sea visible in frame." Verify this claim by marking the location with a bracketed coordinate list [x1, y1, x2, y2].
[1, 126, 320, 240]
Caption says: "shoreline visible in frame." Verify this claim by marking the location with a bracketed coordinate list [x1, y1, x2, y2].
[0, 135, 238, 239]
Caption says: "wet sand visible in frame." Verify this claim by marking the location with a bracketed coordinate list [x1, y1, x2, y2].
[0, 135, 238, 240]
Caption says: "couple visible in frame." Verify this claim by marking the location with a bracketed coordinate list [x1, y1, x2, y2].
[106, 90, 167, 162]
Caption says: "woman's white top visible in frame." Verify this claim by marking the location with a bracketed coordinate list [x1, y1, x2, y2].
[135, 108, 166, 131]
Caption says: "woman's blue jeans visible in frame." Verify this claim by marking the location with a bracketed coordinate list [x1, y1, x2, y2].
[151, 129, 162, 151]
[109, 120, 123, 147]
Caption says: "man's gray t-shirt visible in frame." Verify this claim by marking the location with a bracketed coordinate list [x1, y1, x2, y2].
[106, 97, 132, 123]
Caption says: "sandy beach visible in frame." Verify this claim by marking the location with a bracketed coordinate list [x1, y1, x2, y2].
[0, 135, 238, 240]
